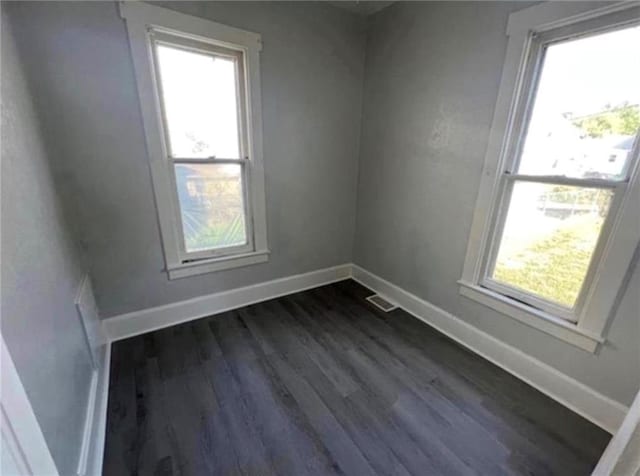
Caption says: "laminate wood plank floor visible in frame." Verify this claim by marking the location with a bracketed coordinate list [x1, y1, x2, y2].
[103, 280, 610, 476]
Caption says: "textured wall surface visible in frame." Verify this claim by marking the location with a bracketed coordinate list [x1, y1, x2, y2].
[4, 0, 637, 418]
[353, 1, 639, 405]
[7, 1, 367, 317]
[1, 6, 94, 474]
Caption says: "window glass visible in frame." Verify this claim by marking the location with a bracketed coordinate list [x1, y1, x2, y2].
[491, 182, 612, 308]
[517, 25, 640, 179]
[156, 44, 241, 159]
[174, 163, 247, 252]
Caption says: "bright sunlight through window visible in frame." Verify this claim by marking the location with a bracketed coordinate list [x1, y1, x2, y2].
[154, 37, 249, 254]
[489, 24, 640, 311]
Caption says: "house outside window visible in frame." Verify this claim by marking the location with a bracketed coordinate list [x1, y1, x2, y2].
[459, 3, 640, 352]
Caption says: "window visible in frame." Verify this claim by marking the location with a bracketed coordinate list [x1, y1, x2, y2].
[460, 3, 640, 351]
[121, 3, 268, 279]
[154, 35, 251, 257]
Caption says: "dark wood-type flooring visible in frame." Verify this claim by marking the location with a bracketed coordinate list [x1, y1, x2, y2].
[104, 280, 610, 476]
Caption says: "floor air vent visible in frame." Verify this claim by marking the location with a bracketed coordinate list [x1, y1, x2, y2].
[366, 294, 397, 312]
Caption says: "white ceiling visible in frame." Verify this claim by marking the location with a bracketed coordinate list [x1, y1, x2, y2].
[329, 1, 396, 16]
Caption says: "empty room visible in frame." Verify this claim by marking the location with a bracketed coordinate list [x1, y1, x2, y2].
[2, 1, 640, 475]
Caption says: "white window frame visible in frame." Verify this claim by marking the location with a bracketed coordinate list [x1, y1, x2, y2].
[459, 2, 640, 352]
[120, 2, 269, 279]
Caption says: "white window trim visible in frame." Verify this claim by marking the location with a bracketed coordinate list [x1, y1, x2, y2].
[459, 2, 640, 353]
[120, 2, 269, 279]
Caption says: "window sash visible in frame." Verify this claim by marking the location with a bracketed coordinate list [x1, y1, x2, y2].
[149, 30, 255, 262]
[502, 19, 640, 183]
[456, 2, 640, 350]
[477, 20, 640, 321]
[151, 33, 249, 161]
[169, 161, 254, 262]
[479, 174, 629, 321]
[121, 2, 269, 279]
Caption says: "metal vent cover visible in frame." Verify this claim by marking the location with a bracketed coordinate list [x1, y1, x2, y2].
[366, 294, 397, 312]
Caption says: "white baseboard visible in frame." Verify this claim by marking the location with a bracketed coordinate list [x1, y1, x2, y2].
[103, 264, 352, 342]
[99, 261, 627, 442]
[82, 343, 111, 476]
[351, 264, 629, 434]
[75, 274, 106, 370]
[76, 370, 98, 476]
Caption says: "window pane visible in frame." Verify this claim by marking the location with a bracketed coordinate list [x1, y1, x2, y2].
[175, 163, 247, 252]
[518, 25, 640, 179]
[156, 44, 241, 159]
[491, 182, 612, 308]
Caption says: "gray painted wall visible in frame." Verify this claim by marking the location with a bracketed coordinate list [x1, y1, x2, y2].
[5, 0, 637, 415]
[353, 1, 639, 405]
[7, 1, 366, 318]
[1, 6, 94, 474]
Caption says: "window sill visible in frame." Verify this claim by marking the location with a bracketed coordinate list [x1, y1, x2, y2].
[457, 280, 604, 352]
[167, 250, 269, 280]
